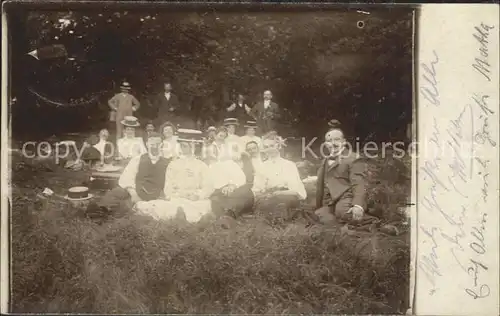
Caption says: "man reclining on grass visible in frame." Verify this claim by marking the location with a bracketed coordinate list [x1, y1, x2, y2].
[134, 130, 214, 223]
[249, 134, 307, 223]
[84, 132, 172, 220]
[314, 121, 380, 227]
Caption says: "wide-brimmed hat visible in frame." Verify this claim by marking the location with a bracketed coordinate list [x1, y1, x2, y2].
[120, 82, 132, 90]
[64, 186, 94, 201]
[121, 116, 140, 127]
[223, 118, 239, 126]
[177, 128, 204, 143]
[244, 120, 258, 129]
[206, 126, 217, 133]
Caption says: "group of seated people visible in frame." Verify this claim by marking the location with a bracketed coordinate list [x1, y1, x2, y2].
[85, 116, 380, 227]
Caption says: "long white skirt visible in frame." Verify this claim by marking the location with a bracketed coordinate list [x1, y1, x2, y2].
[135, 198, 212, 223]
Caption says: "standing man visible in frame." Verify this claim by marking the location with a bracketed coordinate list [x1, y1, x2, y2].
[250, 90, 280, 133]
[155, 81, 181, 127]
[108, 81, 140, 142]
[226, 93, 252, 124]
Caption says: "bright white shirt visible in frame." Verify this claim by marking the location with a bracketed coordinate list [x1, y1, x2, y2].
[252, 156, 307, 200]
[164, 156, 213, 200]
[118, 154, 161, 190]
[164, 92, 171, 100]
[240, 135, 262, 149]
[208, 159, 246, 190]
[162, 137, 180, 159]
[263, 100, 271, 109]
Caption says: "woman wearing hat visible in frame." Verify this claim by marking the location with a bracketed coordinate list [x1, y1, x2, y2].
[117, 116, 147, 160]
[223, 117, 241, 157]
[108, 81, 140, 142]
[239, 120, 262, 149]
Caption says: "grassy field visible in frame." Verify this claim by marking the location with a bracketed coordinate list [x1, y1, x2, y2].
[9, 148, 411, 314]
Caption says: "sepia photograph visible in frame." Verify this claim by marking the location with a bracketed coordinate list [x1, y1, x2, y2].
[4, 3, 414, 314]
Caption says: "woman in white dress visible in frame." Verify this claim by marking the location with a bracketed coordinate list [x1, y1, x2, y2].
[159, 121, 180, 159]
[116, 116, 147, 160]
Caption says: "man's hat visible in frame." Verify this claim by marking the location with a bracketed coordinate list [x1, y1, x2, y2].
[206, 126, 217, 133]
[120, 82, 132, 90]
[64, 186, 94, 201]
[223, 118, 239, 126]
[177, 128, 204, 143]
[121, 116, 140, 127]
[244, 120, 258, 129]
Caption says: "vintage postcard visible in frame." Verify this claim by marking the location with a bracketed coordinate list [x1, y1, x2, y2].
[0, 2, 498, 315]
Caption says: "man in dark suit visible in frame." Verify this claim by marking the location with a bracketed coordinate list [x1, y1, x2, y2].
[314, 127, 378, 226]
[250, 90, 280, 133]
[226, 93, 252, 124]
[155, 82, 181, 126]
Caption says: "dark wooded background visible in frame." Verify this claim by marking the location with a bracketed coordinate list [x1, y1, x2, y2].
[7, 6, 414, 143]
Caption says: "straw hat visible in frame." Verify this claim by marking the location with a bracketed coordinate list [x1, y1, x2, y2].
[120, 81, 132, 90]
[64, 186, 94, 201]
[244, 120, 258, 129]
[177, 128, 204, 143]
[223, 118, 239, 126]
[206, 126, 217, 133]
[121, 116, 140, 127]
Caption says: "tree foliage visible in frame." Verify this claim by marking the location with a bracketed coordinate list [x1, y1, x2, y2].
[10, 8, 413, 141]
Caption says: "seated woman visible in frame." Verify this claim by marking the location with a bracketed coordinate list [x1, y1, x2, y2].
[251, 133, 307, 223]
[160, 121, 180, 159]
[208, 148, 254, 218]
[239, 120, 262, 149]
[134, 129, 214, 223]
[117, 116, 147, 161]
[203, 126, 231, 165]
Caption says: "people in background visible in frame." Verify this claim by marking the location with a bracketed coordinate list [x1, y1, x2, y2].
[85, 132, 172, 219]
[208, 153, 254, 219]
[155, 81, 181, 127]
[251, 133, 306, 216]
[108, 82, 140, 142]
[116, 116, 147, 160]
[314, 121, 378, 226]
[223, 118, 241, 156]
[160, 121, 180, 159]
[226, 93, 252, 124]
[250, 90, 280, 133]
[239, 120, 262, 149]
[135, 129, 213, 223]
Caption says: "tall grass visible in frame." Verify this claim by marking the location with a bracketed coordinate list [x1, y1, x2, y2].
[10, 151, 411, 314]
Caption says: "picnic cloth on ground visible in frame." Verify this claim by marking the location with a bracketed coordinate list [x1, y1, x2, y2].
[135, 198, 212, 222]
